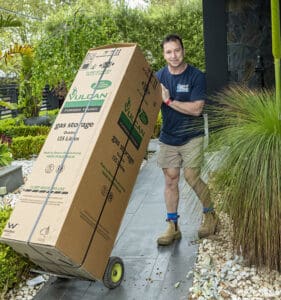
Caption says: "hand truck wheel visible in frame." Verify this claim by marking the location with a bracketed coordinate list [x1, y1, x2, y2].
[102, 256, 124, 289]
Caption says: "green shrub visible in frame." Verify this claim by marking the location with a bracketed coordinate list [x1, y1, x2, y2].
[0, 125, 50, 138]
[0, 144, 13, 167]
[40, 108, 59, 118]
[0, 207, 31, 294]
[0, 118, 23, 127]
[0, 111, 58, 129]
[31, 0, 204, 99]
[10, 135, 47, 159]
[40, 109, 59, 125]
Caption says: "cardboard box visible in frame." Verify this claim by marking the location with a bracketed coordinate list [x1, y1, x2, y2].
[0, 43, 162, 281]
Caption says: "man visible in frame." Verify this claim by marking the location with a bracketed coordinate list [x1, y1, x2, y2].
[155, 34, 218, 246]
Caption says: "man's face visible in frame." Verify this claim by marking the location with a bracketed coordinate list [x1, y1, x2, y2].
[163, 40, 185, 69]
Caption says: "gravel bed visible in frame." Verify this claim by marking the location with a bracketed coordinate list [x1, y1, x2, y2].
[4, 275, 49, 300]
[189, 211, 281, 299]
[2, 159, 281, 299]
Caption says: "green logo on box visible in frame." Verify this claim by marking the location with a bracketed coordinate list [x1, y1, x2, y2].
[91, 80, 112, 90]
[138, 109, 148, 125]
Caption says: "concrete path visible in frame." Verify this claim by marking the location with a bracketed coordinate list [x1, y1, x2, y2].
[34, 140, 202, 300]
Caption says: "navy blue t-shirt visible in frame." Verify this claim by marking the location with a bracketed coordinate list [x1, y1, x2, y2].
[156, 65, 206, 146]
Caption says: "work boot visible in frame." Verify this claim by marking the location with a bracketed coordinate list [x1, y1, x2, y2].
[157, 220, 182, 246]
[198, 211, 219, 239]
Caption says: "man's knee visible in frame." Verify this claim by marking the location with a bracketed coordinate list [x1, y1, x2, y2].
[184, 167, 200, 188]
[163, 168, 180, 187]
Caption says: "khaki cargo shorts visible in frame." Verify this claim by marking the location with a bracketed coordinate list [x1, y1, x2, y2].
[157, 136, 204, 169]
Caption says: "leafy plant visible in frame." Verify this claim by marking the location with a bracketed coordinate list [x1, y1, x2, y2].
[205, 86, 281, 271]
[0, 43, 40, 118]
[0, 14, 21, 29]
[10, 135, 46, 159]
[30, 0, 204, 101]
[0, 125, 50, 138]
[0, 134, 12, 146]
[0, 144, 12, 167]
[0, 117, 23, 128]
[0, 207, 31, 295]
[0, 100, 17, 111]
[18, 47, 41, 118]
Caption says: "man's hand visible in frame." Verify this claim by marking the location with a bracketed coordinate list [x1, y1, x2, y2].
[161, 84, 170, 103]
[160, 83, 204, 116]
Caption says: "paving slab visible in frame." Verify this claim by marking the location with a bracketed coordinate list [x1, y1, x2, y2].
[34, 140, 203, 300]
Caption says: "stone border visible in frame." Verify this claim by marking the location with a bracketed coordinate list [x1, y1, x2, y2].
[0, 165, 24, 193]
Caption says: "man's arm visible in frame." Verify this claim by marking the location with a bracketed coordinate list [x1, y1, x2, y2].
[161, 84, 204, 116]
[168, 99, 204, 116]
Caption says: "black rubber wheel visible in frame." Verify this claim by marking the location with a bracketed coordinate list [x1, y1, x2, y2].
[102, 256, 124, 289]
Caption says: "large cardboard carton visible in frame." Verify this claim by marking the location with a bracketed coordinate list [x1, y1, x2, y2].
[0, 44, 162, 281]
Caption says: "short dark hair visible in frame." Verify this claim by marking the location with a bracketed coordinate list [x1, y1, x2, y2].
[161, 34, 184, 50]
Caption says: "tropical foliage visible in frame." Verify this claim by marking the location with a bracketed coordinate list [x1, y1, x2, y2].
[30, 0, 204, 100]
[0, 0, 74, 48]
[0, 44, 39, 117]
[0, 0, 204, 117]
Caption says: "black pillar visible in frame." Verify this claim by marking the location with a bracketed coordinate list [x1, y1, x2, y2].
[203, 0, 228, 96]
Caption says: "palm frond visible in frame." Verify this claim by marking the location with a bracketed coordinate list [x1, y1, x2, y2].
[0, 14, 21, 28]
[0, 43, 33, 64]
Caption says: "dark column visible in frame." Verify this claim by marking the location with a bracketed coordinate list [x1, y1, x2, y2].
[203, 0, 228, 97]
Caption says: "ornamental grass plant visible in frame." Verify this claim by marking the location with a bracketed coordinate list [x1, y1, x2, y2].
[204, 86, 281, 271]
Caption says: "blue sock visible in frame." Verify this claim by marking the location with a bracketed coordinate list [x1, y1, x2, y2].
[203, 206, 214, 214]
[167, 212, 179, 223]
